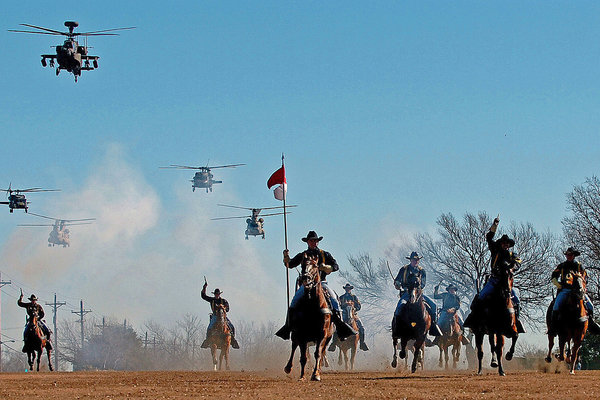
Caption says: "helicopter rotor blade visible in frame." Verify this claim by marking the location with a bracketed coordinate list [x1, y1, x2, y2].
[17, 224, 54, 227]
[27, 212, 55, 221]
[159, 165, 203, 170]
[259, 212, 292, 217]
[76, 33, 120, 37]
[8, 30, 65, 36]
[256, 205, 297, 211]
[21, 188, 60, 193]
[206, 164, 246, 169]
[216, 204, 254, 211]
[210, 215, 251, 220]
[19, 24, 66, 35]
[81, 27, 136, 34]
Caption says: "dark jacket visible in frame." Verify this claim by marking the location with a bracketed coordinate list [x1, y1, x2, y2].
[17, 299, 45, 320]
[394, 264, 426, 291]
[434, 289, 461, 312]
[552, 260, 586, 289]
[201, 287, 230, 314]
[486, 230, 519, 275]
[288, 247, 339, 281]
[339, 292, 361, 311]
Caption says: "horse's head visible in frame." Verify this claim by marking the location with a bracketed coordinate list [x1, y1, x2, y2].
[570, 272, 587, 300]
[215, 304, 227, 322]
[406, 273, 422, 304]
[496, 260, 515, 299]
[300, 254, 321, 291]
[341, 300, 355, 324]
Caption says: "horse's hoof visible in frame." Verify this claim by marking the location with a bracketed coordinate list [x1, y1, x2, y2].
[505, 352, 513, 361]
[311, 374, 321, 381]
[399, 350, 406, 359]
[49, 365, 54, 372]
[284, 365, 292, 374]
[391, 360, 397, 368]
[477, 369, 483, 375]
[545, 356, 552, 363]
[411, 366, 417, 373]
[570, 370, 575, 375]
[499, 370, 506, 376]
[490, 361, 498, 368]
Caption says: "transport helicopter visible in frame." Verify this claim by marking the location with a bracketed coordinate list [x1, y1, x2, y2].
[0, 185, 60, 213]
[212, 204, 295, 239]
[160, 163, 245, 192]
[18, 213, 95, 247]
[9, 21, 135, 82]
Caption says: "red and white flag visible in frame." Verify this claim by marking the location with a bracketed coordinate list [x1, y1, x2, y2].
[267, 166, 286, 201]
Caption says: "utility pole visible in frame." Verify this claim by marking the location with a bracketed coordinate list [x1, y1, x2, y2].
[71, 300, 91, 353]
[0, 272, 12, 372]
[45, 293, 66, 371]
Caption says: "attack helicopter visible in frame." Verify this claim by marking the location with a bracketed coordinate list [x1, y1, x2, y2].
[18, 213, 95, 247]
[0, 185, 60, 213]
[160, 163, 245, 192]
[212, 204, 295, 239]
[9, 21, 135, 82]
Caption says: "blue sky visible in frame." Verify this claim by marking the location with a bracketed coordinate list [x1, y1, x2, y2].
[1, 2, 599, 338]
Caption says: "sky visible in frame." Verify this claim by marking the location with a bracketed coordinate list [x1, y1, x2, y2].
[1, 1, 599, 349]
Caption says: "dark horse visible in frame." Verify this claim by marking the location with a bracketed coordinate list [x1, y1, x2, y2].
[336, 300, 359, 370]
[23, 310, 52, 372]
[545, 272, 588, 374]
[206, 304, 231, 371]
[391, 273, 430, 373]
[436, 310, 463, 369]
[471, 265, 518, 376]
[284, 255, 334, 381]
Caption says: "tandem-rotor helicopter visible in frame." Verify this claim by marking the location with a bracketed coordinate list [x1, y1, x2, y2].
[18, 213, 95, 247]
[0, 185, 60, 213]
[212, 204, 295, 239]
[9, 21, 135, 82]
[160, 163, 245, 192]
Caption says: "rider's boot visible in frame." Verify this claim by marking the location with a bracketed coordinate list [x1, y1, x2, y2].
[332, 309, 357, 341]
[45, 332, 53, 350]
[231, 336, 240, 349]
[275, 309, 292, 340]
[463, 296, 480, 329]
[201, 327, 211, 348]
[328, 332, 338, 351]
[514, 304, 526, 333]
[548, 311, 559, 337]
[428, 312, 443, 337]
[358, 325, 369, 351]
[459, 326, 470, 345]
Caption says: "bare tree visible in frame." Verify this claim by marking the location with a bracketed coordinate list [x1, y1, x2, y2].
[563, 176, 600, 302]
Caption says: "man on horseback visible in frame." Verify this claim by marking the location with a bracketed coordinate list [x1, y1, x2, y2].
[434, 283, 470, 344]
[276, 230, 357, 340]
[464, 217, 525, 333]
[329, 283, 369, 351]
[17, 292, 52, 351]
[201, 284, 240, 349]
[393, 252, 443, 337]
[548, 247, 600, 335]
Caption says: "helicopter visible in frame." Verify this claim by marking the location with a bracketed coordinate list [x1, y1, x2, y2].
[212, 204, 295, 239]
[18, 213, 95, 247]
[9, 21, 135, 82]
[160, 163, 245, 192]
[0, 185, 60, 213]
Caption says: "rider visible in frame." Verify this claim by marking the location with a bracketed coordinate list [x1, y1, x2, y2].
[200, 284, 240, 349]
[276, 230, 357, 340]
[464, 217, 525, 333]
[433, 283, 470, 344]
[548, 247, 600, 335]
[393, 252, 443, 337]
[329, 283, 369, 351]
[17, 292, 52, 351]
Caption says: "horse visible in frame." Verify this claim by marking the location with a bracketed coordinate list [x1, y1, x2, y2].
[284, 255, 334, 381]
[23, 310, 52, 372]
[391, 273, 430, 373]
[436, 310, 463, 369]
[470, 264, 518, 376]
[335, 300, 359, 370]
[206, 304, 231, 371]
[545, 272, 588, 374]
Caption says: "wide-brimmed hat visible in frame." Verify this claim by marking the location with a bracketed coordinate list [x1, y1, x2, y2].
[497, 234, 515, 247]
[302, 231, 323, 242]
[564, 247, 581, 257]
[446, 284, 458, 292]
[28, 294, 38, 301]
[212, 289, 222, 295]
[343, 283, 354, 290]
[406, 251, 423, 260]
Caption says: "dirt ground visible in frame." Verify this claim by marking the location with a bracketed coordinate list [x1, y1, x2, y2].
[2, 366, 600, 400]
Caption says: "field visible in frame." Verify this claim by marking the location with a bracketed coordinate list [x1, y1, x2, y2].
[1, 367, 600, 399]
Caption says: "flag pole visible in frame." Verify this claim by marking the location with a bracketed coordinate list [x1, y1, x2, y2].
[282, 153, 290, 308]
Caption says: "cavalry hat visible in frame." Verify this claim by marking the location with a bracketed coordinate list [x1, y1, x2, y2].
[28, 294, 38, 301]
[343, 283, 354, 290]
[564, 247, 581, 257]
[497, 234, 515, 247]
[406, 251, 423, 260]
[446, 284, 458, 291]
[212, 289, 222, 295]
[302, 231, 323, 242]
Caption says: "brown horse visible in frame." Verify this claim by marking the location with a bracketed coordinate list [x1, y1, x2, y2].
[391, 273, 430, 373]
[284, 255, 334, 381]
[471, 265, 518, 376]
[336, 300, 359, 370]
[545, 272, 588, 374]
[23, 310, 52, 372]
[207, 304, 231, 371]
[436, 311, 463, 369]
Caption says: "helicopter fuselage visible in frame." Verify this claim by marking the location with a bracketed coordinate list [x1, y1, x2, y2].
[8, 194, 28, 212]
[192, 171, 222, 192]
[245, 217, 265, 239]
[42, 38, 99, 81]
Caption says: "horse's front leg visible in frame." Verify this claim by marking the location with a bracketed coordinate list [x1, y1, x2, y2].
[284, 341, 297, 374]
[505, 334, 517, 361]
[545, 333, 555, 363]
[496, 335, 506, 376]
[298, 342, 308, 381]
[36, 350, 41, 371]
[475, 332, 484, 375]
[399, 337, 408, 360]
[411, 339, 424, 373]
[557, 336, 566, 362]
[489, 334, 498, 368]
[438, 343, 443, 367]
[391, 338, 398, 368]
[311, 336, 325, 381]
[350, 344, 357, 371]
[444, 344, 450, 370]
[569, 337, 583, 375]
[46, 347, 53, 371]
[27, 352, 33, 371]
[210, 344, 218, 371]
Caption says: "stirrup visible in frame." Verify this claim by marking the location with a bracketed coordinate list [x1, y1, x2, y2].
[231, 337, 240, 349]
